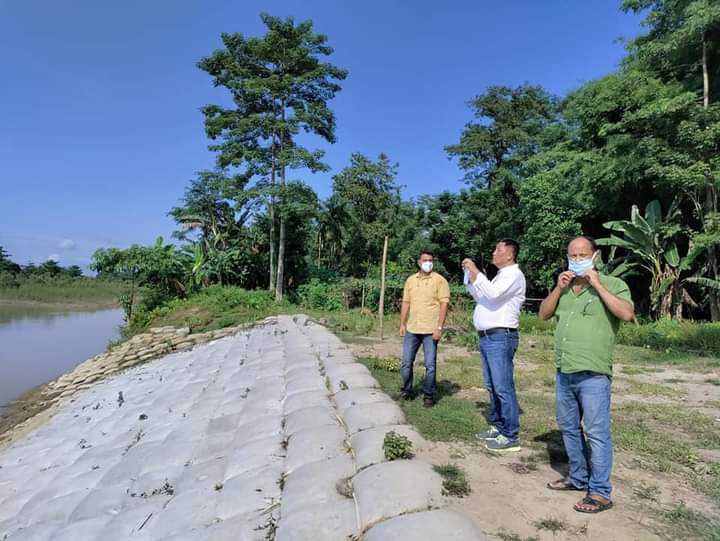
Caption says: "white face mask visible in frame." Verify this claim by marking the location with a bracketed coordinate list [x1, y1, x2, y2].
[420, 261, 433, 273]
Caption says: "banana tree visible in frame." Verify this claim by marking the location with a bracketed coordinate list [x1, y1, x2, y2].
[597, 199, 685, 319]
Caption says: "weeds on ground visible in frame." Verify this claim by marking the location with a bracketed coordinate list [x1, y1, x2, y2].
[496, 530, 540, 541]
[633, 482, 661, 502]
[663, 502, 720, 541]
[532, 516, 567, 534]
[433, 463, 471, 497]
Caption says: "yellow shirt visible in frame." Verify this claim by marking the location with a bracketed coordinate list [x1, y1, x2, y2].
[402, 272, 450, 334]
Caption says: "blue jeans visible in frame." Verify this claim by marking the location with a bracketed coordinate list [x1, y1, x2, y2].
[479, 331, 520, 440]
[401, 333, 437, 398]
[556, 371, 613, 499]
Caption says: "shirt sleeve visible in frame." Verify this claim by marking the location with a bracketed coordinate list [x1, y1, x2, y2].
[402, 278, 411, 303]
[465, 281, 482, 303]
[437, 277, 450, 303]
[610, 278, 633, 306]
[470, 269, 519, 301]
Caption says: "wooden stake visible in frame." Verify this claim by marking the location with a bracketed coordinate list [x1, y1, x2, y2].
[378, 236, 389, 340]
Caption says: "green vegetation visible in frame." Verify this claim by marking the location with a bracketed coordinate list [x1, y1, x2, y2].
[432, 464, 471, 497]
[360, 357, 485, 442]
[618, 319, 720, 358]
[0, 273, 123, 308]
[126, 286, 283, 336]
[54, 4, 718, 334]
[0, 246, 122, 308]
[361, 333, 720, 503]
[382, 431, 414, 461]
[663, 502, 720, 541]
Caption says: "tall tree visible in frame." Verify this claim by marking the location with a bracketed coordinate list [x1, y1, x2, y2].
[198, 14, 347, 300]
[446, 84, 558, 189]
[621, 0, 720, 318]
[327, 153, 406, 276]
[0, 246, 21, 273]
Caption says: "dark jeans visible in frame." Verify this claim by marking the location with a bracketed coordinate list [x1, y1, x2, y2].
[479, 330, 520, 440]
[556, 370, 613, 498]
[401, 332, 438, 399]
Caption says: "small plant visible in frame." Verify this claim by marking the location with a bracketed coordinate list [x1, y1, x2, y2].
[633, 481, 660, 502]
[372, 357, 401, 372]
[507, 461, 537, 474]
[214, 482, 224, 491]
[383, 431, 414, 460]
[433, 463, 471, 497]
[533, 517, 566, 534]
[496, 531, 539, 541]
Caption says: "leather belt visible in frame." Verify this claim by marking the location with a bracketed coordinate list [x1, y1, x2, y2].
[478, 327, 518, 337]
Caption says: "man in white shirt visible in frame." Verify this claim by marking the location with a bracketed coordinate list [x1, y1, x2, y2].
[463, 239, 526, 453]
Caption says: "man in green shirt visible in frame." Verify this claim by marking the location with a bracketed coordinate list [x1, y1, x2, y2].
[539, 236, 634, 514]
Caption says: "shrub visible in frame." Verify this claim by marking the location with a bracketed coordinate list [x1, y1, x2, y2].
[618, 319, 720, 357]
[383, 431, 414, 460]
[372, 357, 401, 372]
[296, 279, 344, 311]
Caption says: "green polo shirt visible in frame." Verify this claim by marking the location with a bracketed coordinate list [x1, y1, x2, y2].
[554, 274, 632, 376]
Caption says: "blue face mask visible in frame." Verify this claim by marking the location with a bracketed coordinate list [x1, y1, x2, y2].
[568, 254, 596, 276]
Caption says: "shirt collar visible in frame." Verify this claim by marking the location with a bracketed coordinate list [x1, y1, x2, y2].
[497, 263, 518, 274]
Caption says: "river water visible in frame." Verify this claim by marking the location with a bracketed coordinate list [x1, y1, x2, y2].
[0, 305, 124, 410]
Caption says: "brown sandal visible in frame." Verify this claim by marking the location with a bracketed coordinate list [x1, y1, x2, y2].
[547, 478, 585, 491]
[574, 495, 613, 513]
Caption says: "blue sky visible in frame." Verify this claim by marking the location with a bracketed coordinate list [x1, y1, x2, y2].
[0, 1, 644, 269]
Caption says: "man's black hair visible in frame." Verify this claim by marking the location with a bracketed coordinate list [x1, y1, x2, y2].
[499, 239, 520, 261]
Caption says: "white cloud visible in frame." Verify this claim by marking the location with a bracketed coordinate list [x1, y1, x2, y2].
[59, 239, 76, 250]
[47, 254, 60, 262]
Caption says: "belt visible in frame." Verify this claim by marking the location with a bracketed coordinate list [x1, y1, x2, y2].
[477, 327, 518, 337]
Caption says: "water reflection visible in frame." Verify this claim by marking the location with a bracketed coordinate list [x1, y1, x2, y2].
[0, 307, 124, 409]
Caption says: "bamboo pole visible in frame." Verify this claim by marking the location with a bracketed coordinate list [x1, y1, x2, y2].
[378, 236, 389, 340]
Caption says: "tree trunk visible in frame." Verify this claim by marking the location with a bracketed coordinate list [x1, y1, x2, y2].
[275, 103, 287, 301]
[702, 32, 720, 320]
[706, 183, 720, 321]
[268, 145, 277, 294]
[703, 31, 711, 108]
[275, 164, 286, 301]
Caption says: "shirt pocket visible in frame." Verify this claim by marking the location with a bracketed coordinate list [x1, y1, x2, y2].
[581, 296, 604, 317]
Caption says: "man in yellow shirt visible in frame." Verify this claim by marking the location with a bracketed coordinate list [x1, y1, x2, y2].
[399, 249, 450, 407]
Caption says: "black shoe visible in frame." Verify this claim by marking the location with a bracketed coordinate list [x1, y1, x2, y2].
[400, 392, 414, 401]
[423, 397, 434, 408]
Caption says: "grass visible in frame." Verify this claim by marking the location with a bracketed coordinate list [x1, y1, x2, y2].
[496, 532, 539, 541]
[359, 357, 485, 441]
[617, 378, 678, 398]
[532, 517, 567, 534]
[663, 502, 720, 541]
[0, 275, 123, 308]
[432, 463, 471, 497]
[633, 481, 661, 502]
[107, 287, 720, 538]
[126, 286, 290, 335]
